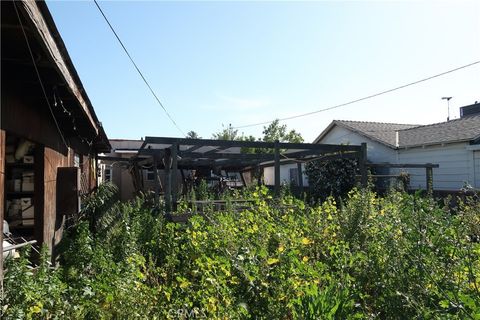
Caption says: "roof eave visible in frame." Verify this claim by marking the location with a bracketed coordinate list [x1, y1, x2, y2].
[23, 0, 109, 150]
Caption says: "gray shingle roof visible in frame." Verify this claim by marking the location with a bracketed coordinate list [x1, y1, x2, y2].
[316, 115, 480, 148]
[335, 120, 417, 148]
[398, 114, 480, 147]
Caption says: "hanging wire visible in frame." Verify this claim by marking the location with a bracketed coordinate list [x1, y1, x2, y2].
[13, 2, 69, 149]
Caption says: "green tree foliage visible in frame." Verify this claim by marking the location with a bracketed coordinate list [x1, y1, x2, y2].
[212, 124, 239, 140]
[261, 119, 304, 143]
[305, 158, 359, 201]
[186, 131, 201, 139]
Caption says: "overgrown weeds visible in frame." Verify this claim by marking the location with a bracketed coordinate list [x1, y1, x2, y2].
[2, 183, 479, 319]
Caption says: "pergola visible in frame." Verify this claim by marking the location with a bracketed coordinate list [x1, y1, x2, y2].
[128, 136, 368, 212]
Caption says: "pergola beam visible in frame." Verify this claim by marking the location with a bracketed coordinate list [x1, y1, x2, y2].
[143, 136, 361, 152]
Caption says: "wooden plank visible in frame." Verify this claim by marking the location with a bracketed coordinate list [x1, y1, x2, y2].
[359, 143, 368, 188]
[144, 136, 361, 152]
[368, 162, 439, 168]
[426, 166, 433, 194]
[240, 171, 247, 187]
[153, 156, 160, 206]
[171, 143, 178, 211]
[274, 140, 280, 197]
[297, 162, 303, 188]
[164, 150, 172, 213]
[0, 129, 5, 287]
[179, 152, 276, 161]
[43, 146, 69, 254]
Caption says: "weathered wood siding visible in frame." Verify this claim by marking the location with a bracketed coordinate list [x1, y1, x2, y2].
[43, 147, 70, 253]
[397, 143, 472, 191]
[0, 129, 5, 284]
[1, 86, 68, 155]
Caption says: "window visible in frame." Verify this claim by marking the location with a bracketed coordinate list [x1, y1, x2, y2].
[104, 167, 112, 182]
[145, 169, 155, 181]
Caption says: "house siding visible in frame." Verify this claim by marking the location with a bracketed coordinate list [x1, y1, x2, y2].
[397, 143, 472, 191]
[264, 163, 308, 186]
[319, 126, 397, 163]
[317, 125, 479, 192]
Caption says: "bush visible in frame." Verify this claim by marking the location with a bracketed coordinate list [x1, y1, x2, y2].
[305, 158, 359, 201]
[2, 185, 480, 318]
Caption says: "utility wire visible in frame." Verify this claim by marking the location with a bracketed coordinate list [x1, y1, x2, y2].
[13, 1, 69, 149]
[93, 0, 186, 136]
[233, 60, 480, 129]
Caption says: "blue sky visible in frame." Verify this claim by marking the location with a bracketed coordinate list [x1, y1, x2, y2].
[46, 0, 480, 142]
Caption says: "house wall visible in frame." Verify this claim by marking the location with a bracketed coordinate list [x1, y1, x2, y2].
[316, 126, 478, 191]
[397, 143, 472, 191]
[319, 126, 397, 163]
[264, 126, 396, 187]
[264, 163, 308, 186]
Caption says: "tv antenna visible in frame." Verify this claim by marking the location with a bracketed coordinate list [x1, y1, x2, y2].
[442, 97, 453, 121]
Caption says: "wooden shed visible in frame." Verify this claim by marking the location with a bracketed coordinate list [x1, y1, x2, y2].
[1, 0, 110, 276]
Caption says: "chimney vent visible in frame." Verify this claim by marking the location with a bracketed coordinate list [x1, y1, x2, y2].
[460, 102, 480, 118]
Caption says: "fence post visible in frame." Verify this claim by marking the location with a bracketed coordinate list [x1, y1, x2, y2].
[297, 162, 303, 189]
[359, 143, 368, 188]
[274, 140, 280, 197]
[164, 149, 172, 213]
[171, 142, 178, 211]
[153, 155, 160, 207]
[426, 165, 433, 195]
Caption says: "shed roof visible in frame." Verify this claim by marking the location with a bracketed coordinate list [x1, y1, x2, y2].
[5, 0, 110, 152]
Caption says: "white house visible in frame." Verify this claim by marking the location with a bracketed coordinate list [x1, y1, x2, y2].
[313, 102, 480, 191]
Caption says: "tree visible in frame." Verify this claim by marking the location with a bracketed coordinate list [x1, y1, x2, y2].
[212, 124, 239, 140]
[262, 119, 303, 143]
[186, 131, 201, 139]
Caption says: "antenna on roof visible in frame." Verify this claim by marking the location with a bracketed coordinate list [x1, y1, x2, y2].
[442, 97, 453, 121]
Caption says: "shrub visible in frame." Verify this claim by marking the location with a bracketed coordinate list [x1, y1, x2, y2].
[305, 158, 359, 201]
[2, 184, 479, 318]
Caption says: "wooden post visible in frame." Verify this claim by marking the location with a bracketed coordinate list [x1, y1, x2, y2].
[274, 140, 280, 197]
[240, 172, 247, 187]
[164, 149, 172, 213]
[297, 162, 303, 189]
[426, 166, 433, 195]
[359, 143, 368, 188]
[171, 143, 178, 212]
[0, 129, 5, 290]
[256, 167, 262, 186]
[153, 155, 160, 207]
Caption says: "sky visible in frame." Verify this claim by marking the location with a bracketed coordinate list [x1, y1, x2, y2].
[46, 0, 480, 142]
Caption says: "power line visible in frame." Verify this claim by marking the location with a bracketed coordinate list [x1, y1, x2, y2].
[93, 0, 185, 136]
[233, 60, 480, 129]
